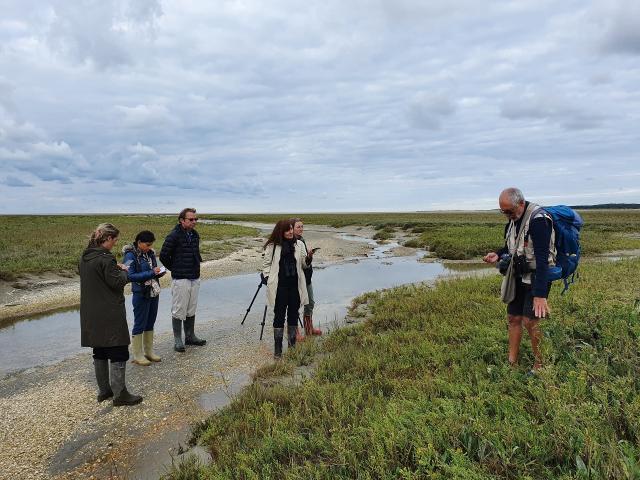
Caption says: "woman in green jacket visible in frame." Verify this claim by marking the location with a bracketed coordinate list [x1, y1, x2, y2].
[79, 223, 142, 407]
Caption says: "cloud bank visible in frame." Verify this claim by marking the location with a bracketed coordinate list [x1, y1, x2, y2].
[0, 0, 638, 212]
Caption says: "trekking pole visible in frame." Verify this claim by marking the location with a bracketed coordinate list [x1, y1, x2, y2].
[241, 282, 263, 325]
[259, 305, 268, 340]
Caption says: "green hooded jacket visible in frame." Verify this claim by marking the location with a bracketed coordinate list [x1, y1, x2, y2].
[79, 246, 130, 347]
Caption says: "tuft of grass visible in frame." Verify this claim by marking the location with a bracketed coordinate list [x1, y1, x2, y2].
[166, 256, 640, 479]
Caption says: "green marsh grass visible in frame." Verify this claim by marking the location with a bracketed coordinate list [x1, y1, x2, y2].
[165, 257, 640, 479]
[0, 215, 257, 280]
[208, 210, 640, 260]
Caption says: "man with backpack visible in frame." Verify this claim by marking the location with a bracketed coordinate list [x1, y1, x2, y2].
[483, 188, 556, 373]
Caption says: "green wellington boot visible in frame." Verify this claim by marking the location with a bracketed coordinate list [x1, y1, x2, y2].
[142, 330, 161, 362]
[131, 334, 151, 366]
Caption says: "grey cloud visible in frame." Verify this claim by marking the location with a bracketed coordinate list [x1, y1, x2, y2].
[114, 104, 177, 129]
[125, 0, 163, 24]
[2, 137, 91, 182]
[46, 0, 163, 69]
[589, 73, 613, 85]
[2, 175, 33, 187]
[0, 78, 17, 113]
[598, 2, 640, 55]
[407, 94, 456, 130]
[500, 94, 604, 130]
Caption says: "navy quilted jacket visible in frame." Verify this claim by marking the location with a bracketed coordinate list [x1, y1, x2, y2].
[159, 224, 202, 280]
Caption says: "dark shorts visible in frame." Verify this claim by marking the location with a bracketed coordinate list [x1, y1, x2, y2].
[92, 346, 129, 362]
[507, 277, 550, 319]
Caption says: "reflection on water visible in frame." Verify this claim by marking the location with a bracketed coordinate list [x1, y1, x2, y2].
[0, 251, 478, 378]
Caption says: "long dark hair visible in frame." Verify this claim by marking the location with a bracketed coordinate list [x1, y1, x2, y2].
[264, 219, 293, 248]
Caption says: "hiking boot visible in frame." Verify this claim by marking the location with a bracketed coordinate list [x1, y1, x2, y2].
[172, 317, 185, 352]
[131, 334, 151, 366]
[184, 316, 206, 346]
[94, 358, 113, 402]
[110, 361, 142, 407]
[273, 328, 284, 359]
[142, 330, 161, 362]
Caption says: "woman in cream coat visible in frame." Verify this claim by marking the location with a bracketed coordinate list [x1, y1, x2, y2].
[262, 219, 309, 358]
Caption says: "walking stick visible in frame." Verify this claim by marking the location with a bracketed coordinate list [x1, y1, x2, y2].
[241, 282, 263, 325]
[259, 305, 268, 340]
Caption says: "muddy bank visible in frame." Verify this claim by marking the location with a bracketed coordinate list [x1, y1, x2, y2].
[0, 225, 375, 326]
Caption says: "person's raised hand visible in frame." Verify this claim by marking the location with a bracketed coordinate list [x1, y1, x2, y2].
[483, 252, 499, 264]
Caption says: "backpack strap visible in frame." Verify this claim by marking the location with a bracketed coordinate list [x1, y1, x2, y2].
[512, 203, 536, 250]
[524, 207, 553, 245]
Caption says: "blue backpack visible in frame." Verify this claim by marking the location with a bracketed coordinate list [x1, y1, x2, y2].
[542, 205, 584, 293]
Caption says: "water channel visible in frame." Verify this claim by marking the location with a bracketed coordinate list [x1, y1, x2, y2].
[0, 230, 468, 379]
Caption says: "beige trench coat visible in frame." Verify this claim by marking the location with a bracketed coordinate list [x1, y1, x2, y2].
[262, 242, 309, 307]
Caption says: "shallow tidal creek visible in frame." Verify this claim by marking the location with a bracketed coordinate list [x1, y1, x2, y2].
[0, 235, 454, 378]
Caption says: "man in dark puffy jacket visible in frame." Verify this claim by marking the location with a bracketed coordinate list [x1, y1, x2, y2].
[160, 208, 206, 352]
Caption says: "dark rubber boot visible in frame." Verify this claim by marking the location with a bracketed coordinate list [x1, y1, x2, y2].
[110, 361, 143, 407]
[273, 328, 284, 359]
[94, 358, 113, 402]
[287, 325, 297, 349]
[172, 317, 185, 352]
[184, 316, 206, 346]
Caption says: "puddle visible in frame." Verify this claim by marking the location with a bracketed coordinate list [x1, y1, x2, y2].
[199, 372, 252, 411]
[126, 426, 211, 480]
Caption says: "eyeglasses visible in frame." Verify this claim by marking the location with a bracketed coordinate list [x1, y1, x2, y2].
[184, 217, 198, 222]
[500, 208, 515, 215]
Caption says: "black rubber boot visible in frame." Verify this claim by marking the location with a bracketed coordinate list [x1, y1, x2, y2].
[172, 317, 186, 352]
[273, 328, 284, 359]
[94, 358, 113, 402]
[110, 361, 143, 407]
[287, 325, 297, 349]
[184, 315, 206, 346]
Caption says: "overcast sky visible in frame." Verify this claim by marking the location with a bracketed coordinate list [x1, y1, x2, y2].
[1, 0, 639, 213]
